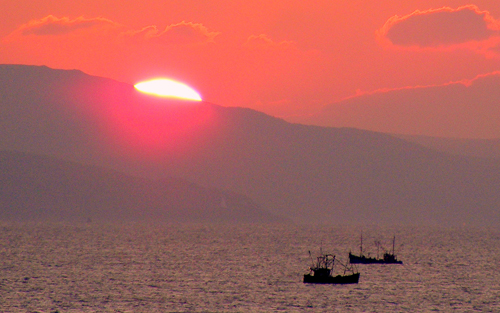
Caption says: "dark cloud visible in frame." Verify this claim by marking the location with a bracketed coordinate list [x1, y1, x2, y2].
[243, 34, 296, 49]
[379, 5, 500, 47]
[143, 21, 220, 45]
[8, 16, 218, 47]
[18, 15, 120, 36]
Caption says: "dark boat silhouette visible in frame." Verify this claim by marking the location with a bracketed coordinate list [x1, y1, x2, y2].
[303, 249, 360, 284]
[349, 235, 403, 264]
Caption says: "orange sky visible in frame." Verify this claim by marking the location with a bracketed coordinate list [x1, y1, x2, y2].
[1, 1, 500, 138]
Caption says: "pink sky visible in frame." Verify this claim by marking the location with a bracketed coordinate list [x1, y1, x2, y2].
[1, 1, 500, 138]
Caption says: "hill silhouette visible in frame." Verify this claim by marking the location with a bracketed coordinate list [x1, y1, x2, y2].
[394, 135, 500, 159]
[1, 64, 500, 226]
[293, 73, 500, 139]
[0, 150, 279, 223]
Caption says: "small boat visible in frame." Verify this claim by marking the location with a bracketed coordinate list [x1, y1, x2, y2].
[303, 249, 360, 284]
[349, 235, 403, 264]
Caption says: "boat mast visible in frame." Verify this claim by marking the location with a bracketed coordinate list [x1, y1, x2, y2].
[392, 236, 395, 255]
[360, 232, 363, 256]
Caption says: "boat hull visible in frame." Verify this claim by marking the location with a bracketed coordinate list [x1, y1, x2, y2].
[303, 272, 360, 284]
[349, 253, 403, 264]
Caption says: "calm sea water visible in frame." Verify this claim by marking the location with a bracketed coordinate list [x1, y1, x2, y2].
[0, 222, 499, 312]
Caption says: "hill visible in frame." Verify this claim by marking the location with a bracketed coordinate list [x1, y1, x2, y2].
[1, 64, 500, 226]
[393, 135, 500, 159]
[0, 150, 279, 223]
[292, 73, 500, 139]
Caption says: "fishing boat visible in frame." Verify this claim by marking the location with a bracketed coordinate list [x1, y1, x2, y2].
[303, 249, 360, 284]
[349, 235, 403, 264]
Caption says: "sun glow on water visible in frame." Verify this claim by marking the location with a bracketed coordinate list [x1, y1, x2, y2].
[134, 78, 202, 101]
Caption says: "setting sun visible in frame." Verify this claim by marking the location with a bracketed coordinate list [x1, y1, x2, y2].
[134, 78, 202, 101]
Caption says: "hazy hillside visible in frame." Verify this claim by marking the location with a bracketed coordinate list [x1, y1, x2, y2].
[1, 64, 500, 226]
[291, 73, 500, 139]
[393, 135, 500, 159]
[0, 150, 281, 223]
[170, 111, 500, 225]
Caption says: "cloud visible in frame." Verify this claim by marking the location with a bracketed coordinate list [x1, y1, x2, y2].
[243, 34, 297, 50]
[127, 26, 160, 39]
[5, 16, 219, 47]
[377, 5, 500, 54]
[14, 15, 121, 36]
[130, 21, 220, 45]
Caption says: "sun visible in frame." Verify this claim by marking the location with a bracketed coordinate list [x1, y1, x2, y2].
[134, 78, 202, 101]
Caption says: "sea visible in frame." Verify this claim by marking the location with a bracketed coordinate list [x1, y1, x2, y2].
[0, 222, 499, 312]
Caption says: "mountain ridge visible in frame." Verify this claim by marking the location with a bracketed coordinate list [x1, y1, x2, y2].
[290, 73, 500, 139]
[1, 64, 500, 226]
[0, 149, 282, 223]
[393, 134, 500, 159]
